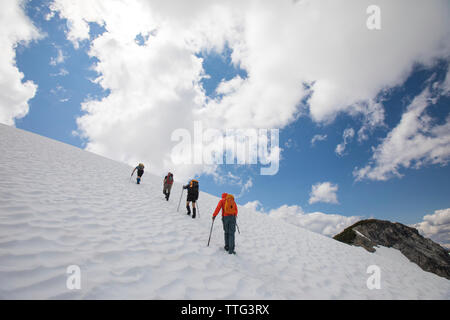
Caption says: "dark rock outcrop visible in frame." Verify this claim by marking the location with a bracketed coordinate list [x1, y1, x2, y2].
[333, 219, 450, 280]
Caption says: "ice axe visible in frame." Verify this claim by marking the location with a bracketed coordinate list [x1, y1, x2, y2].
[177, 187, 184, 212]
[207, 218, 215, 247]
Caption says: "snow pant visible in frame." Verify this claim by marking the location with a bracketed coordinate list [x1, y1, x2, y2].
[163, 183, 172, 200]
[222, 215, 236, 253]
[137, 169, 144, 184]
[186, 191, 198, 218]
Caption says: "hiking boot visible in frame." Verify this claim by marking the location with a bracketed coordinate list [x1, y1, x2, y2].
[192, 208, 196, 219]
[228, 251, 236, 255]
[224, 246, 229, 251]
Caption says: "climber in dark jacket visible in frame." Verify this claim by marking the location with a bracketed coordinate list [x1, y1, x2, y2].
[183, 179, 199, 218]
[131, 163, 145, 184]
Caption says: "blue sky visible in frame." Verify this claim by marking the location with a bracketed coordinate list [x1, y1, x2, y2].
[15, 0, 107, 148]
[5, 0, 450, 231]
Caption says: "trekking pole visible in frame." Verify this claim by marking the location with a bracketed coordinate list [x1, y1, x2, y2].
[207, 219, 215, 247]
[177, 188, 184, 212]
[236, 221, 240, 235]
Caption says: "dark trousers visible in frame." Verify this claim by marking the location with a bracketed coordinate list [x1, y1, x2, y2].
[163, 184, 172, 199]
[137, 170, 144, 184]
[223, 215, 236, 253]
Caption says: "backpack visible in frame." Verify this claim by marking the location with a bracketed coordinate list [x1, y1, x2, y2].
[166, 173, 174, 185]
[223, 194, 237, 215]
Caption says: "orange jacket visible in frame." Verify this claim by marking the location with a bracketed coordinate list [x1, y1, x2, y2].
[212, 193, 238, 218]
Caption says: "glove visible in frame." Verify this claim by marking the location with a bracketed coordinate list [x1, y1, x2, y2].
[212, 216, 216, 221]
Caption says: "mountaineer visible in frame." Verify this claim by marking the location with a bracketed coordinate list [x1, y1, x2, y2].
[183, 179, 199, 218]
[163, 172, 174, 201]
[131, 163, 145, 184]
[212, 193, 238, 254]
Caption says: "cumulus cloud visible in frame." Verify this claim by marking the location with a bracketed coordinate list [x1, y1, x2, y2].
[335, 128, 355, 157]
[47, 0, 450, 181]
[244, 202, 361, 237]
[413, 208, 450, 249]
[311, 134, 327, 146]
[216, 75, 245, 96]
[49, 47, 67, 66]
[309, 182, 339, 205]
[0, 0, 42, 125]
[212, 171, 253, 198]
[243, 200, 263, 212]
[354, 85, 450, 181]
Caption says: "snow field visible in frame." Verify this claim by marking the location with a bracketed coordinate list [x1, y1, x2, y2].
[0, 124, 449, 299]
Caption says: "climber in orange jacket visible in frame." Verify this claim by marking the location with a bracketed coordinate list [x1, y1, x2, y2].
[212, 193, 238, 254]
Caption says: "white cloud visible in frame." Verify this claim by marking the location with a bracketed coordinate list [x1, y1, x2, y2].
[309, 182, 339, 205]
[50, 47, 67, 66]
[50, 68, 69, 77]
[355, 100, 386, 142]
[244, 202, 361, 237]
[0, 0, 42, 125]
[49, 0, 107, 49]
[311, 134, 327, 146]
[335, 128, 355, 157]
[354, 85, 450, 181]
[212, 171, 253, 198]
[48, 0, 450, 181]
[413, 208, 450, 249]
[238, 177, 253, 198]
[50, 84, 66, 95]
[243, 200, 263, 212]
[443, 67, 450, 96]
[45, 10, 55, 21]
[216, 75, 244, 96]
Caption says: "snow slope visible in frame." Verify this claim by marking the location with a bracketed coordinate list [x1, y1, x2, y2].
[0, 123, 449, 299]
